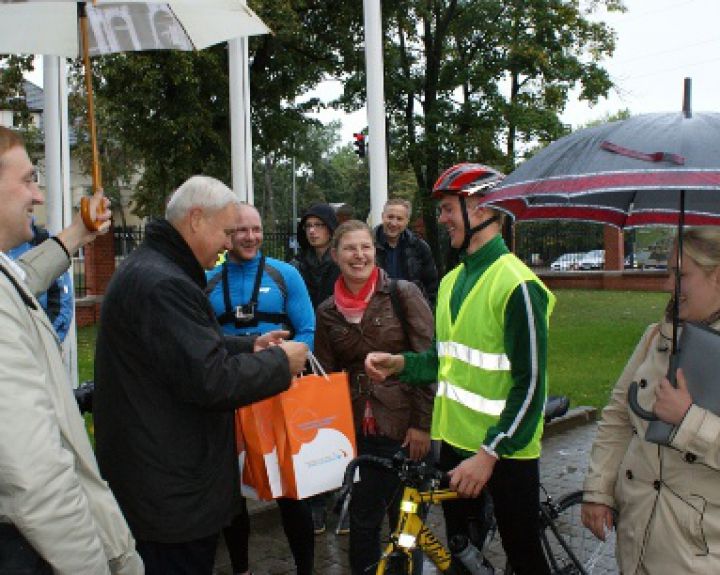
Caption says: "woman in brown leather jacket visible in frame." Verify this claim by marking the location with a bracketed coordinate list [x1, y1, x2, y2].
[314, 220, 435, 575]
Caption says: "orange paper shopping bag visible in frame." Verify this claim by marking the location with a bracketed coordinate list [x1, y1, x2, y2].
[274, 353, 356, 499]
[236, 398, 284, 501]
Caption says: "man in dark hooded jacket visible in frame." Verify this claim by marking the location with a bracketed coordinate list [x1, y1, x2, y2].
[292, 204, 340, 309]
[291, 203, 342, 534]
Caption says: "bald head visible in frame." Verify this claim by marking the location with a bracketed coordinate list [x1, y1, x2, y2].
[228, 203, 264, 262]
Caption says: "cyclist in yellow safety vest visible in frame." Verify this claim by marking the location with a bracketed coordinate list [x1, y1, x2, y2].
[366, 163, 555, 575]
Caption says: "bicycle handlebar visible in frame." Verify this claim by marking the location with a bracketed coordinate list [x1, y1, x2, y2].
[343, 452, 448, 490]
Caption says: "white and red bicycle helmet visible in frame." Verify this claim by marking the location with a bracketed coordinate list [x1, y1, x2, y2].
[432, 163, 505, 251]
[431, 163, 504, 199]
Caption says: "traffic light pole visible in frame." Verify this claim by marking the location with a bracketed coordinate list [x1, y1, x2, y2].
[363, 0, 388, 227]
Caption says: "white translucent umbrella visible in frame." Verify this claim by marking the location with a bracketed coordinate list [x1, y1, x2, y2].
[0, 0, 270, 225]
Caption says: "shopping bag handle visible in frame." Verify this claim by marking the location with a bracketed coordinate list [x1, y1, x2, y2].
[307, 351, 330, 380]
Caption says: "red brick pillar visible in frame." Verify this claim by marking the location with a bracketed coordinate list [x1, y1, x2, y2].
[603, 225, 624, 271]
[84, 225, 116, 295]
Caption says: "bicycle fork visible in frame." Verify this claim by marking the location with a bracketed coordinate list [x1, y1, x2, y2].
[377, 486, 466, 574]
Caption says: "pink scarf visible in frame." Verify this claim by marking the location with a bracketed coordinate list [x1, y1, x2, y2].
[333, 266, 379, 324]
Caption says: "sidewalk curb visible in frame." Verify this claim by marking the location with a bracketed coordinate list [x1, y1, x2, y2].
[247, 406, 598, 519]
[544, 405, 597, 438]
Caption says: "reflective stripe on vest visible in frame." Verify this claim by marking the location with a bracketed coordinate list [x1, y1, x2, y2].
[436, 341, 510, 371]
[436, 380, 507, 416]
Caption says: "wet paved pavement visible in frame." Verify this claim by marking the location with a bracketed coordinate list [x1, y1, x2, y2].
[213, 409, 619, 574]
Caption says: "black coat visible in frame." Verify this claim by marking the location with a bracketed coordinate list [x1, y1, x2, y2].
[94, 219, 291, 543]
[374, 226, 439, 308]
[292, 248, 340, 309]
[292, 204, 340, 309]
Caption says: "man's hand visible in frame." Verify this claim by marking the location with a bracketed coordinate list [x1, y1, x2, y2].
[402, 428, 430, 461]
[365, 352, 404, 382]
[56, 190, 112, 256]
[581, 502, 615, 541]
[254, 330, 290, 351]
[654, 367, 693, 426]
[279, 341, 308, 375]
[447, 449, 497, 498]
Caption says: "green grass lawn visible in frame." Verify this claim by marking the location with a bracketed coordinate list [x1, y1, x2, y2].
[548, 289, 667, 409]
[76, 288, 669, 412]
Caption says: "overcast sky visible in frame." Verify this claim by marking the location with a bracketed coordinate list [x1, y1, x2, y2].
[310, 0, 720, 144]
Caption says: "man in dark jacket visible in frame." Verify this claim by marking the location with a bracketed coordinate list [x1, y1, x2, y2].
[292, 203, 340, 309]
[94, 175, 308, 575]
[374, 199, 438, 308]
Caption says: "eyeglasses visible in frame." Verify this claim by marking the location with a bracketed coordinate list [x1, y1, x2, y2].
[303, 222, 327, 231]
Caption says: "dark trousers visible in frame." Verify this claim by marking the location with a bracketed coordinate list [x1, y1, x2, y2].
[0, 524, 52, 575]
[437, 442, 551, 575]
[136, 533, 218, 575]
[349, 435, 423, 575]
[223, 496, 314, 575]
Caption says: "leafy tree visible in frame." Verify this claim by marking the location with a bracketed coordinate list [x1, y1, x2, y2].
[81, 0, 361, 218]
[0, 55, 41, 148]
[334, 0, 624, 266]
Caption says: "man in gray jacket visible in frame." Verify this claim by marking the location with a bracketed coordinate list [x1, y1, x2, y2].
[0, 126, 143, 574]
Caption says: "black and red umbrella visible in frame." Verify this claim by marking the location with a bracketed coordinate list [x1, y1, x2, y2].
[480, 81, 720, 429]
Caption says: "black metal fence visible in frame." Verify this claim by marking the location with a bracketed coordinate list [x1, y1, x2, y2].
[513, 221, 605, 268]
[71, 222, 640, 298]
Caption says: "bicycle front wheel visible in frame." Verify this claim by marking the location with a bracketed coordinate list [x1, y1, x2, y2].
[539, 490, 617, 575]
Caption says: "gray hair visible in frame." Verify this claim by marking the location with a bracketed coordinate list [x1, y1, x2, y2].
[165, 175, 240, 223]
[383, 198, 412, 214]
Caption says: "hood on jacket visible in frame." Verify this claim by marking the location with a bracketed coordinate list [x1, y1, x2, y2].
[296, 204, 339, 252]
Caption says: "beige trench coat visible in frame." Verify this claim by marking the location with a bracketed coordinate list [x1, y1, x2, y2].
[0, 241, 142, 574]
[584, 319, 720, 574]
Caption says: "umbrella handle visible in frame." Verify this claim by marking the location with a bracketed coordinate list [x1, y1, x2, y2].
[80, 196, 102, 232]
[627, 381, 659, 421]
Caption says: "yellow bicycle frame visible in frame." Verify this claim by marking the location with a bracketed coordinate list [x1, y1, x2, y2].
[376, 484, 459, 574]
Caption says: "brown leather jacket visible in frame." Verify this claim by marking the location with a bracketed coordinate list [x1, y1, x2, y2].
[314, 269, 435, 441]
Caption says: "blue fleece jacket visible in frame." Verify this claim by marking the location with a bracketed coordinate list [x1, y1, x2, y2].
[207, 251, 315, 350]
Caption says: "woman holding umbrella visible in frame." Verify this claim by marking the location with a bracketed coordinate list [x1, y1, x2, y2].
[582, 227, 720, 573]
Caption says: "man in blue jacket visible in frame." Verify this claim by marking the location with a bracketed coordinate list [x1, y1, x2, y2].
[207, 203, 315, 575]
[8, 221, 73, 341]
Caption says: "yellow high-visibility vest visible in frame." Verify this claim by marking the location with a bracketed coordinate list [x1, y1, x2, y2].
[431, 253, 554, 458]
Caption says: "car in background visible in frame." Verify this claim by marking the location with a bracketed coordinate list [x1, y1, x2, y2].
[578, 249, 605, 270]
[632, 250, 668, 270]
[550, 252, 585, 271]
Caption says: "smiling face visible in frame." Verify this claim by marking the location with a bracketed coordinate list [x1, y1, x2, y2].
[332, 228, 376, 293]
[381, 203, 410, 246]
[229, 205, 263, 262]
[666, 247, 720, 322]
[0, 145, 43, 252]
[437, 194, 469, 250]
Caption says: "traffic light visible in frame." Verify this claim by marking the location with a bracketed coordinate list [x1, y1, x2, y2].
[353, 133, 366, 158]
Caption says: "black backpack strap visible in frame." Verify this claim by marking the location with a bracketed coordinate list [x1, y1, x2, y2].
[211, 256, 293, 332]
[0, 262, 38, 311]
[389, 279, 409, 344]
[264, 263, 287, 301]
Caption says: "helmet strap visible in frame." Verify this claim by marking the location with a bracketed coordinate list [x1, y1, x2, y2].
[458, 195, 499, 253]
